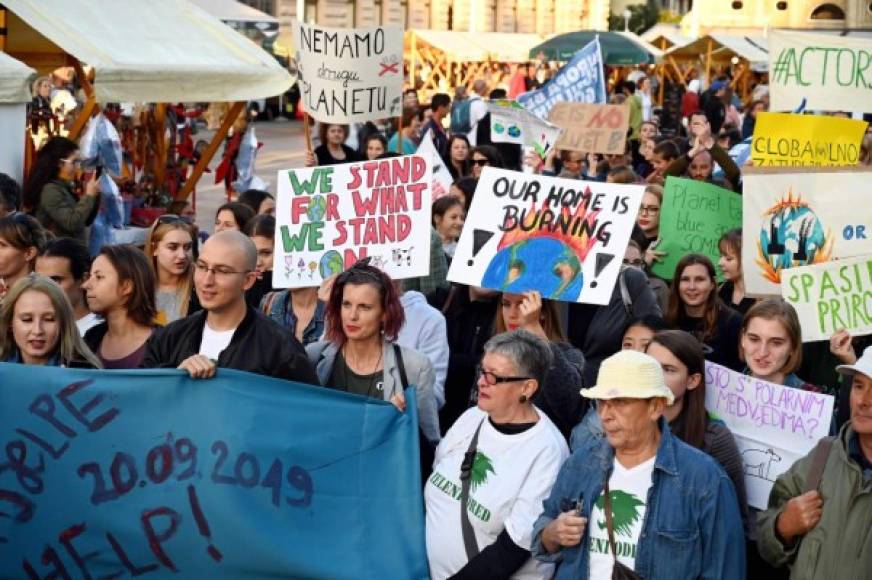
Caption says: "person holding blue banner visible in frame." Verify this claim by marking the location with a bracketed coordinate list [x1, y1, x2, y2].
[0, 273, 101, 368]
[426, 329, 569, 579]
[307, 258, 441, 444]
[142, 230, 316, 383]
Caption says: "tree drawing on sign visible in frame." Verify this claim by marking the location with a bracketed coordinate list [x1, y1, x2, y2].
[742, 448, 782, 481]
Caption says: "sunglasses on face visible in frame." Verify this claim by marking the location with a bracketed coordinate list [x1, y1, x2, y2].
[471, 159, 489, 166]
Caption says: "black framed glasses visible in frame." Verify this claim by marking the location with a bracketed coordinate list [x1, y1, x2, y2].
[471, 159, 489, 166]
[476, 365, 531, 385]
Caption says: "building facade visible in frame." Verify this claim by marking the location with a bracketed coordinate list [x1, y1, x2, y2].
[254, 0, 608, 34]
[683, 0, 872, 32]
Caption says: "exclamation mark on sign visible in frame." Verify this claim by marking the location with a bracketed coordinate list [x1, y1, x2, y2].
[467, 229, 495, 267]
[187, 485, 223, 562]
[590, 254, 615, 288]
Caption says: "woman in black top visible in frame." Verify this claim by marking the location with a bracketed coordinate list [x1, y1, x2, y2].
[305, 123, 362, 167]
[666, 253, 742, 371]
[717, 228, 755, 315]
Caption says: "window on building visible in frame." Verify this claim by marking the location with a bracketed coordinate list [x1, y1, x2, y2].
[810, 3, 846, 18]
[776, 1, 788, 10]
[731, 0, 743, 8]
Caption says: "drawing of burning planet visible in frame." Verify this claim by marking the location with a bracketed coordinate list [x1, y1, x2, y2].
[482, 237, 583, 300]
[756, 190, 832, 283]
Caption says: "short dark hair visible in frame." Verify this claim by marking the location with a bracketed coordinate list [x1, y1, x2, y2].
[216, 202, 256, 231]
[95, 244, 157, 327]
[39, 237, 91, 280]
[622, 80, 636, 94]
[471, 145, 504, 168]
[244, 214, 276, 239]
[237, 189, 273, 214]
[432, 195, 464, 226]
[430, 93, 450, 111]
[653, 140, 680, 161]
[489, 88, 507, 99]
[0, 173, 21, 213]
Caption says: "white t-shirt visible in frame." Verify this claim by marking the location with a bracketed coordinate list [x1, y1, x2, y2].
[76, 312, 102, 336]
[588, 455, 656, 578]
[466, 96, 488, 146]
[425, 406, 569, 580]
[198, 323, 236, 360]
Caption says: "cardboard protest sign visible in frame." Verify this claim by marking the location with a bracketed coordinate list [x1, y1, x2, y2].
[705, 362, 834, 509]
[651, 177, 742, 281]
[548, 102, 630, 155]
[417, 129, 453, 200]
[273, 155, 432, 288]
[487, 100, 562, 158]
[752, 112, 868, 167]
[518, 38, 606, 120]
[781, 254, 872, 342]
[742, 169, 872, 296]
[292, 20, 403, 124]
[0, 364, 427, 577]
[769, 30, 872, 113]
[448, 167, 643, 305]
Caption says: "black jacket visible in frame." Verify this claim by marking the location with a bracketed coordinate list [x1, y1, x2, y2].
[141, 305, 317, 384]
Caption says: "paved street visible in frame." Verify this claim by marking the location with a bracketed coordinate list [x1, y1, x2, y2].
[193, 117, 308, 232]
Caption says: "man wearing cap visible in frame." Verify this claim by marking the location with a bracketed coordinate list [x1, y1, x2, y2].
[531, 349, 745, 579]
[757, 346, 872, 579]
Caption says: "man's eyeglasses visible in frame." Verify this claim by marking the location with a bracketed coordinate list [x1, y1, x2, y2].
[476, 365, 531, 385]
[194, 261, 250, 279]
[471, 159, 489, 166]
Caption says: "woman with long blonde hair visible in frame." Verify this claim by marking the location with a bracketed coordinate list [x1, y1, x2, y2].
[0, 273, 101, 368]
[143, 215, 199, 324]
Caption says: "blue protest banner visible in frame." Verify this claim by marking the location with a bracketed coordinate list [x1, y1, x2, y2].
[0, 364, 427, 579]
[518, 37, 607, 120]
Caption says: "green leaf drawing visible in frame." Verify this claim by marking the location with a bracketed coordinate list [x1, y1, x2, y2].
[470, 451, 495, 491]
[596, 490, 645, 536]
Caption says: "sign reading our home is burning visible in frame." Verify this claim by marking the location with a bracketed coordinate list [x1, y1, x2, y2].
[448, 168, 643, 305]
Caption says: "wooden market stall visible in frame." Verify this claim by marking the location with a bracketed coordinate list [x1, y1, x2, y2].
[1, 0, 293, 204]
[405, 30, 545, 100]
[664, 34, 769, 100]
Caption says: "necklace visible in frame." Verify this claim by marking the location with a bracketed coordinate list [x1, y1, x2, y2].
[341, 345, 383, 399]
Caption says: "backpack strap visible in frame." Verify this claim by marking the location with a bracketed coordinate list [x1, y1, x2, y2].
[803, 436, 834, 493]
[392, 343, 409, 395]
[619, 267, 634, 319]
[261, 291, 279, 316]
[459, 419, 486, 560]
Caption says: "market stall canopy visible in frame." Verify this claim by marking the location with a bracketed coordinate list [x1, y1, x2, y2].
[188, 0, 279, 26]
[2, 0, 293, 102]
[616, 31, 663, 62]
[407, 30, 545, 62]
[529, 30, 655, 65]
[0, 51, 36, 103]
[641, 23, 690, 50]
[666, 34, 769, 71]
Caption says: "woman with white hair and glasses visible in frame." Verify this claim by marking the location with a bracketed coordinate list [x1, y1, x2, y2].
[425, 329, 569, 579]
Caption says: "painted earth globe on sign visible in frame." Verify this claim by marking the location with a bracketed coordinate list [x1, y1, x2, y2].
[319, 250, 344, 279]
[481, 237, 583, 301]
[758, 204, 827, 274]
[307, 195, 328, 222]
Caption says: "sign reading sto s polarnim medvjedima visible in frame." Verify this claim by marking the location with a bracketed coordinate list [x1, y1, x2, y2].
[292, 20, 403, 124]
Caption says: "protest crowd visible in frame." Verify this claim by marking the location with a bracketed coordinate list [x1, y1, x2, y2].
[2, 16, 872, 580]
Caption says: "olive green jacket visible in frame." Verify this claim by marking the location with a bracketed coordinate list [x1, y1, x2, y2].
[757, 424, 872, 579]
[35, 180, 99, 244]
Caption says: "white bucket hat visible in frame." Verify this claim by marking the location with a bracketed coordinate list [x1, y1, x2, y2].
[581, 349, 675, 405]
[836, 346, 872, 379]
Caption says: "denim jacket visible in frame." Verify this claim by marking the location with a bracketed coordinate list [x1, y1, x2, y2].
[531, 418, 746, 579]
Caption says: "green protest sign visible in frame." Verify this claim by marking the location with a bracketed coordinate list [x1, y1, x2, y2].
[781, 254, 872, 343]
[651, 177, 742, 281]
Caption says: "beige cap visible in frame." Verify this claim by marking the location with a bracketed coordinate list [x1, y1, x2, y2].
[581, 349, 675, 405]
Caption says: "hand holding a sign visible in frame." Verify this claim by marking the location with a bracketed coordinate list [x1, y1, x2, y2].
[776, 490, 823, 545]
[829, 329, 858, 365]
[516, 291, 548, 340]
[304, 150, 316, 167]
[644, 239, 666, 268]
[179, 354, 218, 379]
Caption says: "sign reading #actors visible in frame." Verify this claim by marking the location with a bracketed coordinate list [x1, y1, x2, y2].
[292, 20, 403, 124]
[273, 155, 432, 288]
[448, 168, 643, 305]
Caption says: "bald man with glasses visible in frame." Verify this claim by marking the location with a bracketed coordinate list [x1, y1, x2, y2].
[142, 230, 316, 384]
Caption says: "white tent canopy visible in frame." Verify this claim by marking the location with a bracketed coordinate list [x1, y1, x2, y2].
[666, 34, 769, 68]
[0, 51, 36, 103]
[188, 0, 279, 26]
[408, 30, 545, 63]
[3, 0, 292, 103]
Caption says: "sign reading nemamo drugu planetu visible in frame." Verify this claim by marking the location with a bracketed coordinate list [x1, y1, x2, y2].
[448, 168, 643, 305]
[292, 20, 403, 124]
[273, 155, 432, 288]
